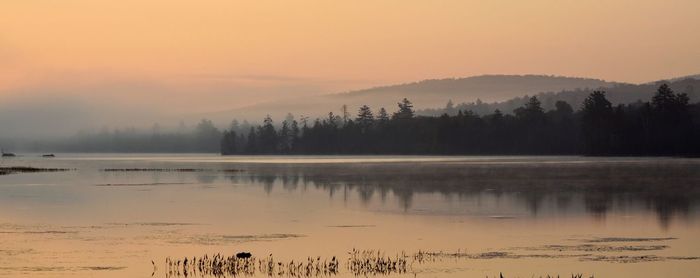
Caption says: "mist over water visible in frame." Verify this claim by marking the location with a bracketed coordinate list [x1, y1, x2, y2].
[0, 155, 699, 277]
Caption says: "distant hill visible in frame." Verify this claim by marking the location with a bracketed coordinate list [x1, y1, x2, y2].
[205, 75, 623, 123]
[660, 74, 700, 83]
[420, 77, 700, 116]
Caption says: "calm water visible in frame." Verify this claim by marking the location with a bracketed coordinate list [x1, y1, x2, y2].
[0, 154, 699, 277]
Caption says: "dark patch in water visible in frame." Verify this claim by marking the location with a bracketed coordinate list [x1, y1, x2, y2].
[167, 233, 305, 245]
[580, 255, 700, 263]
[95, 182, 192, 187]
[102, 168, 204, 172]
[517, 244, 668, 252]
[487, 215, 518, 219]
[101, 168, 242, 172]
[327, 225, 376, 228]
[80, 266, 127, 271]
[415, 251, 587, 260]
[106, 222, 200, 227]
[0, 230, 77, 234]
[582, 237, 677, 243]
[0, 167, 71, 175]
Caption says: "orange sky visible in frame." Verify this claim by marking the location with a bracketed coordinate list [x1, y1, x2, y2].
[1, 0, 699, 110]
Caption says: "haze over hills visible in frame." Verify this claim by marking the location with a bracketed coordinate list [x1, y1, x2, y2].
[1, 74, 698, 144]
[421, 76, 700, 117]
[204, 75, 624, 123]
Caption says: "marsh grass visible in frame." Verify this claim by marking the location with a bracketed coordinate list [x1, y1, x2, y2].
[346, 249, 408, 275]
[159, 250, 596, 277]
[163, 253, 339, 278]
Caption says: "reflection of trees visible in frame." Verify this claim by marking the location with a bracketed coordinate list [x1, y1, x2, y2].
[223, 162, 698, 228]
[196, 174, 218, 184]
[582, 192, 612, 221]
[647, 193, 691, 230]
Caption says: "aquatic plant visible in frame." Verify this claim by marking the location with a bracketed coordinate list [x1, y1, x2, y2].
[159, 250, 598, 277]
[163, 253, 339, 277]
[0, 167, 71, 176]
[346, 249, 408, 275]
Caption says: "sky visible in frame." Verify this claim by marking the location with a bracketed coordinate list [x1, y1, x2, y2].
[0, 0, 699, 135]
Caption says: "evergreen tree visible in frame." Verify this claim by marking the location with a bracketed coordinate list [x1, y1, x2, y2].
[258, 115, 278, 153]
[341, 104, 350, 125]
[218, 95, 699, 156]
[377, 108, 389, 122]
[245, 127, 258, 153]
[650, 84, 692, 155]
[290, 120, 300, 152]
[581, 91, 613, 154]
[220, 130, 237, 155]
[445, 100, 455, 115]
[279, 120, 290, 153]
[514, 96, 545, 123]
[555, 100, 573, 115]
[356, 105, 375, 130]
[392, 98, 415, 120]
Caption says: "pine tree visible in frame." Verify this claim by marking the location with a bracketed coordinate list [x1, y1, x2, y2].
[258, 115, 277, 153]
[392, 98, 415, 119]
[220, 130, 237, 155]
[377, 107, 389, 122]
[581, 91, 613, 154]
[245, 127, 257, 153]
[279, 120, 290, 153]
[514, 96, 545, 124]
[356, 105, 375, 129]
[290, 120, 300, 152]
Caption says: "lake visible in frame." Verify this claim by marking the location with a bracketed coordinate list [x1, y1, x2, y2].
[0, 154, 699, 277]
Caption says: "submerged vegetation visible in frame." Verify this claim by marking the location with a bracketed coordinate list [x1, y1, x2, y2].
[0, 166, 71, 176]
[100, 168, 242, 172]
[221, 84, 700, 156]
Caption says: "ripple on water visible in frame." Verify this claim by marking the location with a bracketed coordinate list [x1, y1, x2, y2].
[582, 237, 677, 243]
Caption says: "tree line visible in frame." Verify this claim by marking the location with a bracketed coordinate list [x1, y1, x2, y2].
[221, 84, 700, 156]
[22, 119, 223, 153]
[419, 78, 699, 118]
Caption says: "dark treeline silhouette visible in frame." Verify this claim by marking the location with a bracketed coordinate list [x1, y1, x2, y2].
[222, 84, 700, 156]
[419, 78, 699, 117]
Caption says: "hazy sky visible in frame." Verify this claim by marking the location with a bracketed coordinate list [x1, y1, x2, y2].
[0, 0, 699, 135]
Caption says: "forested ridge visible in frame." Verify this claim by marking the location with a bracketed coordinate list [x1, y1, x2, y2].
[221, 84, 700, 156]
[419, 78, 700, 117]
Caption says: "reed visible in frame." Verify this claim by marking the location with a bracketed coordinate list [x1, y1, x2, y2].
[163, 253, 339, 277]
[346, 249, 408, 275]
[159, 250, 593, 278]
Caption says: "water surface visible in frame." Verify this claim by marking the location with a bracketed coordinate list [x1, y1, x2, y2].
[1, 154, 699, 277]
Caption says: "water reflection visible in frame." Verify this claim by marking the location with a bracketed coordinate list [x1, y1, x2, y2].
[218, 162, 699, 229]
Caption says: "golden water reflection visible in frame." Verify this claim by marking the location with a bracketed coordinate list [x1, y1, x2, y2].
[0, 155, 698, 277]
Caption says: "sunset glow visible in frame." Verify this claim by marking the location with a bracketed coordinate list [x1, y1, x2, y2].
[2, 0, 698, 103]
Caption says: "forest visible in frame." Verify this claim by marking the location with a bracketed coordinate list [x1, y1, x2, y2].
[221, 84, 700, 156]
[15, 120, 224, 153]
